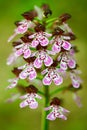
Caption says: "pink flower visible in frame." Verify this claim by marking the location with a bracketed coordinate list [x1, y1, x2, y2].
[19, 63, 37, 80]
[6, 93, 21, 103]
[20, 93, 42, 109]
[15, 43, 31, 59]
[45, 105, 69, 120]
[29, 32, 52, 47]
[8, 20, 34, 42]
[70, 70, 82, 88]
[7, 77, 19, 89]
[73, 93, 82, 108]
[58, 51, 76, 70]
[51, 36, 71, 54]
[42, 68, 63, 85]
[33, 50, 53, 68]
[7, 52, 18, 65]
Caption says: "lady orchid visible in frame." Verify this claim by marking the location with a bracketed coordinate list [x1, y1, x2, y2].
[6, 4, 82, 130]
[20, 85, 42, 109]
[7, 68, 22, 89]
[51, 35, 71, 54]
[33, 47, 54, 68]
[45, 97, 69, 120]
[29, 30, 52, 47]
[18, 57, 37, 81]
[58, 50, 76, 70]
[42, 67, 63, 86]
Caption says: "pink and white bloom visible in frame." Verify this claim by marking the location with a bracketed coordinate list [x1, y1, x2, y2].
[33, 50, 53, 68]
[58, 52, 76, 70]
[29, 32, 52, 47]
[6, 93, 21, 103]
[70, 70, 82, 88]
[51, 36, 71, 54]
[45, 105, 69, 120]
[15, 43, 31, 59]
[42, 68, 63, 85]
[7, 52, 18, 65]
[20, 93, 42, 109]
[7, 77, 19, 89]
[8, 20, 34, 42]
[18, 63, 37, 80]
[73, 93, 82, 107]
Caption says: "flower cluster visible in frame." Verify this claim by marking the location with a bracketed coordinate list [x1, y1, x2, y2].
[7, 4, 82, 121]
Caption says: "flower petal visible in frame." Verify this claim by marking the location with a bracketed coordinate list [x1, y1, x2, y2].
[35, 94, 42, 99]
[57, 114, 67, 120]
[23, 49, 31, 59]
[47, 112, 56, 121]
[20, 100, 28, 108]
[40, 37, 49, 46]
[68, 59, 76, 69]
[29, 101, 38, 109]
[7, 53, 17, 65]
[45, 106, 51, 111]
[60, 61, 67, 70]
[72, 80, 80, 88]
[43, 74, 52, 85]
[19, 70, 28, 79]
[8, 33, 17, 42]
[34, 57, 42, 68]
[62, 41, 71, 50]
[44, 32, 52, 37]
[20, 94, 29, 99]
[44, 55, 53, 66]
[17, 23, 28, 34]
[31, 39, 39, 47]
[15, 48, 23, 57]
[29, 69, 37, 80]
[7, 78, 18, 89]
[73, 93, 82, 107]
[52, 44, 61, 53]
[53, 75, 63, 85]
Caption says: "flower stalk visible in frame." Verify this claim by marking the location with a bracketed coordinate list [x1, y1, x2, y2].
[41, 85, 49, 130]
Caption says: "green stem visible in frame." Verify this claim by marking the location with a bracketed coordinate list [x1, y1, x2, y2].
[41, 86, 49, 130]
[46, 17, 58, 24]
[38, 90, 45, 96]
[50, 86, 67, 96]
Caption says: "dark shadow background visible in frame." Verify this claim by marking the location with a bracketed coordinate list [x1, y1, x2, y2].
[0, 0, 87, 130]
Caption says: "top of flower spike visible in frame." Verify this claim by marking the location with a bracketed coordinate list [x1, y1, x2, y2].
[45, 97, 70, 120]
[21, 10, 38, 21]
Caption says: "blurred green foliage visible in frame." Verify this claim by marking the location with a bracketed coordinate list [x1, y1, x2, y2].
[0, 0, 87, 130]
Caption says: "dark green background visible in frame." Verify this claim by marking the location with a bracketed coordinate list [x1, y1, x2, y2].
[0, 0, 87, 130]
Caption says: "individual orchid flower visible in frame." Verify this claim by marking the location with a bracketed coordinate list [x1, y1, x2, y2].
[33, 49, 53, 68]
[8, 20, 34, 42]
[18, 62, 37, 81]
[7, 68, 22, 89]
[45, 97, 69, 120]
[42, 67, 63, 85]
[68, 84, 82, 108]
[70, 70, 82, 88]
[29, 24, 52, 48]
[73, 92, 82, 108]
[7, 77, 19, 89]
[51, 36, 71, 54]
[58, 51, 76, 70]
[6, 93, 21, 103]
[14, 42, 31, 59]
[7, 51, 18, 65]
[20, 85, 42, 109]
